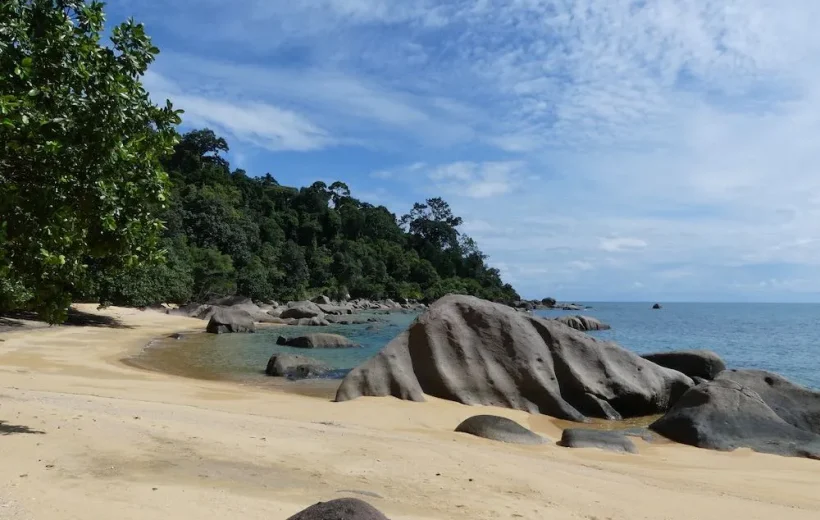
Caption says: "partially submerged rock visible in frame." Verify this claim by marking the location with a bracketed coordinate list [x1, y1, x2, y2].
[336, 295, 692, 421]
[281, 301, 324, 319]
[277, 333, 358, 349]
[555, 315, 611, 331]
[205, 308, 256, 334]
[559, 429, 638, 453]
[650, 379, 820, 459]
[642, 350, 726, 380]
[455, 415, 546, 445]
[652, 303, 662, 309]
[266, 353, 330, 379]
[286, 498, 390, 520]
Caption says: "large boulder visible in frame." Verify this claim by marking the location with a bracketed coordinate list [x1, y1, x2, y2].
[716, 369, 820, 434]
[642, 350, 726, 380]
[205, 308, 256, 334]
[286, 498, 390, 520]
[555, 315, 611, 331]
[650, 379, 820, 459]
[281, 301, 324, 319]
[559, 429, 638, 453]
[311, 295, 332, 305]
[266, 353, 330, 379]
[317, 304, 351, 316]
[277, 333, 358, 349]
[455, 415, 546, 445]
[336, 295, 693, 421]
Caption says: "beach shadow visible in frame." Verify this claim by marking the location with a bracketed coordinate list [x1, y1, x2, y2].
[0, 420, 45, 436]
[65, 307, 132, 329]
[0, 308, 132, 329]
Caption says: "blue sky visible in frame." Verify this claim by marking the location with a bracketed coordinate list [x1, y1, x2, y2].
[105, 0, 820, 302]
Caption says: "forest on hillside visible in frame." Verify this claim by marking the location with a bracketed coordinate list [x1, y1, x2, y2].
[0, 0, 518, 322]
[86, 129, 520, 307]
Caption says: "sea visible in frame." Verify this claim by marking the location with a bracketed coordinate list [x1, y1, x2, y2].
[131, 303, 820, 392]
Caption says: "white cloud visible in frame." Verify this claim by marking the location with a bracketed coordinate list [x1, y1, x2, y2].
[144, 72, 333, 152]
[599, 237, 648, 253]
[427, 161, 527, 198]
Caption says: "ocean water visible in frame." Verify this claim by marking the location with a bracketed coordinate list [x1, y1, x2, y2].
[537, 302, 820, 389]
[133, 303, 820, 391]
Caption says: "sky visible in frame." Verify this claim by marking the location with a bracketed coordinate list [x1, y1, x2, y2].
[104, 0, 820, 302]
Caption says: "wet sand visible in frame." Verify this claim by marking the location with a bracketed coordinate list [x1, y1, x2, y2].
[0, 304, 818, 520]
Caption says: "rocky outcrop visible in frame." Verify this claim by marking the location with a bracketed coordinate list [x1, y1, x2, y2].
[317, 304, 352, 316]
[277, 333, 358, 349]
[281, 301, 324, 319]
[455, 415, 547, 445]
[205, 308, 256, 334]
[559, 429, 638, 453]
[336, 295, 692, 421]
[286, 498, 390, 520]
[650, 379, 820, 459]
[716, 369, 820, 434]
[642, 350, 726, 380]
[311, 295, 332, 305]
[652, 303, 662, 309]
[555, 315, 611, 331]
[266, 353, 330, 379]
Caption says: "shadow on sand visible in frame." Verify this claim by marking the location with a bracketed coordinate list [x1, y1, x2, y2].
[0, 307, 132, 330]
[0, 420, 46, 436]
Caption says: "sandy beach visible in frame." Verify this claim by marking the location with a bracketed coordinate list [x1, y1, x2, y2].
[0, 305, 818, 520]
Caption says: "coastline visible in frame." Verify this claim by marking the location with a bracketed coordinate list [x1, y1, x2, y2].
[1, 304, 819, 519]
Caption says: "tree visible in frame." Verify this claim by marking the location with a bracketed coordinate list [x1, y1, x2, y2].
[0, 0, 181, 322]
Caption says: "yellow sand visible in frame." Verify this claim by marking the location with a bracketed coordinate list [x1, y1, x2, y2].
[0, 304, 818, 520]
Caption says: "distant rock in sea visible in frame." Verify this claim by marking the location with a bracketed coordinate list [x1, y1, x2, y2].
[652, 303, 662, 309]
[336, 295, 692, 422]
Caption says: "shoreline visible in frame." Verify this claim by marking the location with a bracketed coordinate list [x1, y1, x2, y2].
[1, 304, 819, 519]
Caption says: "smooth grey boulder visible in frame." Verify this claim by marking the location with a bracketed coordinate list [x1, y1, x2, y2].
[559, 429, 638, 453]
[336, 295, 693, 421]
[266, 353, 330, 379]
[650, 379, 820, 459]
[642, 350, 726, 380]
[317, 303, 352, 315]
[716, 369, 820, 434]
[281, 301, 324, 319]
[555, 315, 611, 331]
[277, 333, 358, 349]
[455, 415, 546, 445]
[311, 295, 332, 305]
[286, 498, 390, 520]
[205, 308, 256, 334]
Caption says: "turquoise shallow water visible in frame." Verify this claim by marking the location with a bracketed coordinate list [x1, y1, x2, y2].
[135, 303, 820, 390]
